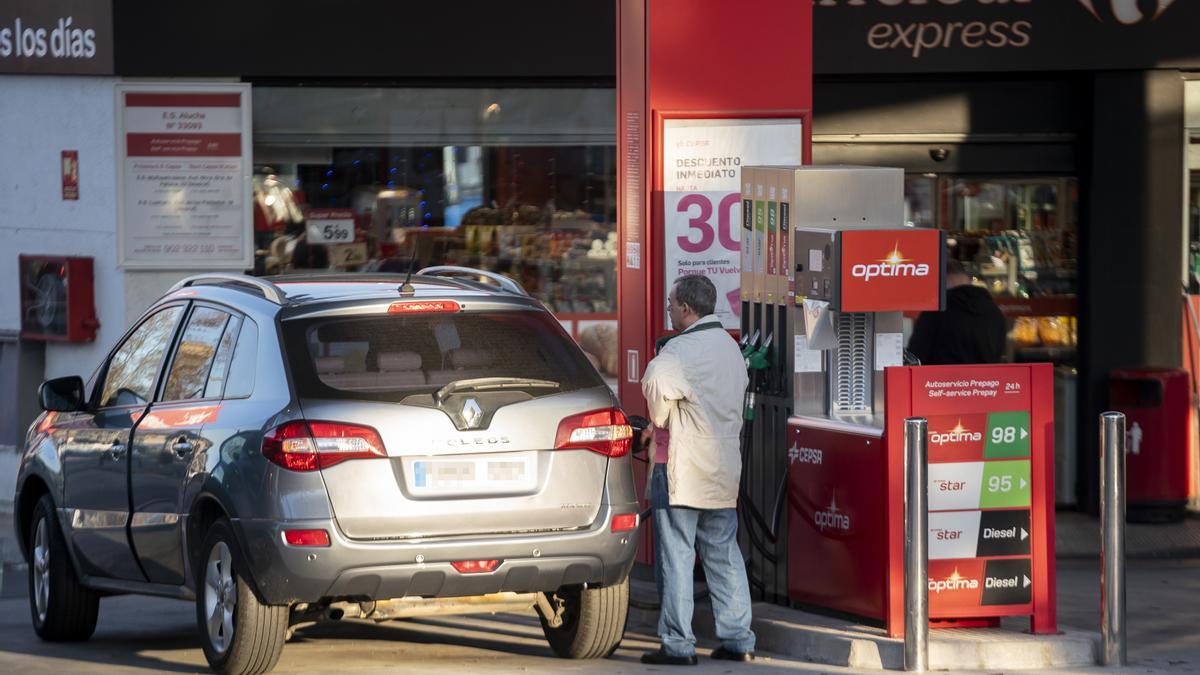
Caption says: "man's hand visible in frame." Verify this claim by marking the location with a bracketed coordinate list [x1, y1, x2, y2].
[640, 423, 655, 450]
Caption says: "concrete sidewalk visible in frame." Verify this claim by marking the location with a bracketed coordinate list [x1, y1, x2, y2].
[627, 578, 1098, 671]
[1056, 510, 1200, 559]
[630, 558, 1200, 672]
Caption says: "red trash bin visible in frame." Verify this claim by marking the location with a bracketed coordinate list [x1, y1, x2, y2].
[1108, 368, 1191, 521]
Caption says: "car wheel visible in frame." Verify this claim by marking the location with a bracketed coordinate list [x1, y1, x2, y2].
[27, 494, 100, 641]
[539, 576, 628, 659]
[196, 518, 287, 675]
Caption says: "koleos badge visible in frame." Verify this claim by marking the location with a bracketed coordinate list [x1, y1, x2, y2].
[462, 398, 483, 429]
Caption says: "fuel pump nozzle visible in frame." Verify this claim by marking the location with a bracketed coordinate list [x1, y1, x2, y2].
[740, 330, 761, 361]
[747, 332, 772, 372]
[744, 331, 773, 421]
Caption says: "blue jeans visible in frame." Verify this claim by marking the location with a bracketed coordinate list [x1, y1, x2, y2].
[650, 463, 756, 657]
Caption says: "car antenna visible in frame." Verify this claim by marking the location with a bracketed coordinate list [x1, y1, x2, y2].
[399, 238, 419, 296]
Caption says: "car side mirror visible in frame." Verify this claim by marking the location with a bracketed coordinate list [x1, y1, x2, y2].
[627, 414, 652, 455]
[39, 376, 86, 412]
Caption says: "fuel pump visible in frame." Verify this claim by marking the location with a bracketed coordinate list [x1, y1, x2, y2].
[745, 166, 1058, 638]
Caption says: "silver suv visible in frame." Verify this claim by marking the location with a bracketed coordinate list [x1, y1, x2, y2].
[15, 269, 639, 674]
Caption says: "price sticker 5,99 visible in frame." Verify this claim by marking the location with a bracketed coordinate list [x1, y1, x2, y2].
[308, 219, 354, 244]
[306, 209, 357, 244]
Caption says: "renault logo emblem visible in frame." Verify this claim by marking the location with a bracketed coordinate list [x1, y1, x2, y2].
[462, 398, 483, 429]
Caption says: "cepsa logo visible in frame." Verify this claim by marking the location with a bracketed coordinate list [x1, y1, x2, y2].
[789, 444, 823, 465]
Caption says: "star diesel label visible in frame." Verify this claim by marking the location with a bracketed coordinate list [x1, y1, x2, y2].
[929, 510, 1032, 560]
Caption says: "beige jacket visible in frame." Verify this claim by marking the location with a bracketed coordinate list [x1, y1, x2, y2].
[641, 315, 749, 509]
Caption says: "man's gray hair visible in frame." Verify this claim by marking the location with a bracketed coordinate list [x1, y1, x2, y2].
[674, 274, 717, 317]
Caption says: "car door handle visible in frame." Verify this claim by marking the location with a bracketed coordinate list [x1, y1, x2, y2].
[107, 441, 126, 461]
[172, 438, 194, 457]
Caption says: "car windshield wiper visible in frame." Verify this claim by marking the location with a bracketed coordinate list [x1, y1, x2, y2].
[434, 377, 561, 403]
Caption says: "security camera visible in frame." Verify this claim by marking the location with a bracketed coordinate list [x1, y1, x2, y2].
[929, 148, 951, 162]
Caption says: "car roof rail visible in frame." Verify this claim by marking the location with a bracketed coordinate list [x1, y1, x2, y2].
[169, 273, 287, 305]
[416, 266, 529, 296]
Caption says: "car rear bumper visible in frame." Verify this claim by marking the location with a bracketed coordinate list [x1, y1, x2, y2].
[234, 501, 640, 605]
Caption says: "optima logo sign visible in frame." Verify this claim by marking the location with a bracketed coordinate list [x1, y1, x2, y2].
[930, 420, 982, 447]
[849, 242, 931, 282]
[928, 568, 979, 594]
[814, 496, 850, 531]
[838, 228, 942, 313]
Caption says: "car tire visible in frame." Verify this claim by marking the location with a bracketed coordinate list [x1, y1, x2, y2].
[540, 576, 628, 659]
[195, 518, 287, 675]
[27, 494, 100, 641]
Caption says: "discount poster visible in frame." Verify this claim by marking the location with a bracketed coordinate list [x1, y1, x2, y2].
[662, 119, 802, 329]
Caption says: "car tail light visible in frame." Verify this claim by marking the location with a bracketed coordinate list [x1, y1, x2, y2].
[283, 529, 331, 547]
[262, 421, 387, 471]
[388, 300, 462, 314]
[611, 513, 639, 533]
[451, 559, 500, 574]
[554, 408, 633, 458]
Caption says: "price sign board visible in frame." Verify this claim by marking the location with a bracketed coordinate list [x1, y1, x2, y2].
[661, 119, 802, 329]
[885, 363, 1055, 633]
[307, 209, 356, 244]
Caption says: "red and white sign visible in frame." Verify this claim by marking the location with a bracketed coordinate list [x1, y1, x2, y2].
[885, 364, 1054, 633]
[117, 86, 252, 269]
[838, 228, 944, 312]
[662, 119, 802, 329]
[61, 150, 78, 200]
[926, 414, 989, 462]
[912, 367, 1031, 416]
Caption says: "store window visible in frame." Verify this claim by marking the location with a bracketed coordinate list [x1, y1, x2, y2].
[904, 175, 937, 229]
[250, 88, 619, 387]
[939, 176, 1079, 364]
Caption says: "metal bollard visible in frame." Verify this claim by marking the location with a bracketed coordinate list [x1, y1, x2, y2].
[904, 417, 929, 672]
[1100, 412, 1127, 666]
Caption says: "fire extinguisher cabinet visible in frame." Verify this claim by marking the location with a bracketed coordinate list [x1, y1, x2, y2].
[1108, 368, 1191, 521]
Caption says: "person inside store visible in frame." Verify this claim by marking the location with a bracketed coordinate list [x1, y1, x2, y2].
[639, 274, 755, 666]
[907, 258, 1007, 365]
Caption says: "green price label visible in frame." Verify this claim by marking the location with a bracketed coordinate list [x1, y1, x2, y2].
[985, 411, 1031, 459]
[980, 460, 1032, 509]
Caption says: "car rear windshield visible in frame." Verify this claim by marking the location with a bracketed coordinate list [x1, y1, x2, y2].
[281, 308, 605, 402]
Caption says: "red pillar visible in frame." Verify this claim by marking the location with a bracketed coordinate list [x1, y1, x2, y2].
[617, 0, 813, 413]
[617, 0, 813, 561]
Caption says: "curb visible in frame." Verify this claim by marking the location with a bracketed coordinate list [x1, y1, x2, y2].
[629, 600, 1099, 670]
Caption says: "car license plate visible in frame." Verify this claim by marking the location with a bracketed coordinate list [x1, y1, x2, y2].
[412, 456, 534, 492]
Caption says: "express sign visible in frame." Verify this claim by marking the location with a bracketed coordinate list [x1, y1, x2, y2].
[837, 228, 944, 312]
